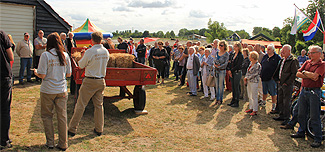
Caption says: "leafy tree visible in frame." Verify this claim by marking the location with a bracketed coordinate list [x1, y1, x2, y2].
[157, 31, 164, 38]
[235, 30, 250, 39]
[253, 27, 262, 36]
[178, 28, 188, 37]
[199, 28, 208, 36]
[170, 30, 175, 38]
[272, 27, 281, 38]
[295, 40, 308, 55]
[142, 30, 149, 37]
[165, 31, 171, 38]
[205, 18, 227, 43]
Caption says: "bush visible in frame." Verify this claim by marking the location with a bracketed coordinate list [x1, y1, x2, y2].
[295, 40, 307, 56]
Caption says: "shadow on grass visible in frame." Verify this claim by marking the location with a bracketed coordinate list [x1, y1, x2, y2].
[213, 99, 244, 130]
[27, 94, 135, 144]
[165, 79, 222, 125]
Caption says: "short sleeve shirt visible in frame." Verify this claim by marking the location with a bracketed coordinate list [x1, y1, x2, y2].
[38, 49, 71, 94]
[78, 44, 109, 78]
[0, 30, 13, 79]
[299, 60, 325, 88]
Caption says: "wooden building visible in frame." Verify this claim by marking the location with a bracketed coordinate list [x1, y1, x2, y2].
[0, 0, 71, 76]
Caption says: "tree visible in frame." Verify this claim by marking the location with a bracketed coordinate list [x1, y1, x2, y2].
[199, 28, 208, 36]
[205, 18, 228, 43]
[178, 28, 188, 37]
[165, 31, 171, 38]
[157, 31, 164, 38]
[142, 30, 149, 37]
[235, 30, 250, 39]
[253, 27, 262, 36]
[170, 30, 175, 38]
[272, 27, 281, 38]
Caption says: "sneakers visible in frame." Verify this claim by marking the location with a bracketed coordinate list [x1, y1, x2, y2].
[210, 98, 215, 101]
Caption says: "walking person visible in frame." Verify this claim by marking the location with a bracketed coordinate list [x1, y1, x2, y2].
[227, 42, 244, 107]
[16, 32, 34, 85]
[244, 51, 261, 115]
[33, 32, 71, 151]
[214, 40, 229, 104]
[153, 41, 168, 84]
[68, 32, 109, 137]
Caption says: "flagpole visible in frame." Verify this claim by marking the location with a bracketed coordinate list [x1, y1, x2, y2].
[294, 4, 324, 33]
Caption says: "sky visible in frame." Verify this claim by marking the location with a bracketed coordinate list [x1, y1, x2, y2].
[46, 0, 310, 36]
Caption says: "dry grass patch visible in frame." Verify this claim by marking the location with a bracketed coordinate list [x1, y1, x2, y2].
[7, 78, 322, 151]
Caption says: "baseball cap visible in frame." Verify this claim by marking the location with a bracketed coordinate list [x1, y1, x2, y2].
[24, 32, 30, 36]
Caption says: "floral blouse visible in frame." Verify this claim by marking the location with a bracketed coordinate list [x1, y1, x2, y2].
[245, 62, 261, 83]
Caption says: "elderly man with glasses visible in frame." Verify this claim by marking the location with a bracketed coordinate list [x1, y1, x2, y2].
[290, 45, 325, 148]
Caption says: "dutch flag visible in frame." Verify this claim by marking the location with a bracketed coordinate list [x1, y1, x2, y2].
[302, 10, 322, 41]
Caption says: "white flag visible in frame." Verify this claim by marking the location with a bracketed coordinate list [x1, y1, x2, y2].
[290, 7, 308, 35]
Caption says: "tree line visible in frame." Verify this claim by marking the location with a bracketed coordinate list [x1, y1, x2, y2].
[113, 0, 323, 55]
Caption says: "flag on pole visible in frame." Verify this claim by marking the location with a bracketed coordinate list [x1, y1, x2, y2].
[302, 10, 322, 41]
[290, 7, 308, 35]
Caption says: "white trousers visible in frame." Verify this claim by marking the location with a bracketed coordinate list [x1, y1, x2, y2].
[202, 68, 215, 98]
[247, 81, 259, 111]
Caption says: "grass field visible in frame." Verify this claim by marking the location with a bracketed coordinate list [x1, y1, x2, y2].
[6, 75, 323, 151]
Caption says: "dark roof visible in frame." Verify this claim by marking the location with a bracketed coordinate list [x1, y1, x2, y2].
[249, 33, 274, 41]
[226, 33, 241, 42]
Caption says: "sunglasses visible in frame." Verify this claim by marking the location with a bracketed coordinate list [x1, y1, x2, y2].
[219, 45, 224, 47]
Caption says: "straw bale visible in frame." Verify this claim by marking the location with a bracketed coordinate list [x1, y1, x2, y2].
[114, 53, 135, 68]
[71, 52, 82, 63]
[107, 54, 116, 67]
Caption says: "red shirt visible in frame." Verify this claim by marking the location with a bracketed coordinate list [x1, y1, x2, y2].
[298, 60, 325, 88]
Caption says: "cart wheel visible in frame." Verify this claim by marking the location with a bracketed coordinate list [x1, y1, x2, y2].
[133, 85, 146, 110]
[119, 86, 126, 97]
[74, 83, 81, 104]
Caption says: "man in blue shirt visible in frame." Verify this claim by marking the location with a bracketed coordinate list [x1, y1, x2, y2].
[297, 49, 309, 67]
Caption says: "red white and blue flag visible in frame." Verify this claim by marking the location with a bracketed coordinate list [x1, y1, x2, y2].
[302, 10, 322, 41]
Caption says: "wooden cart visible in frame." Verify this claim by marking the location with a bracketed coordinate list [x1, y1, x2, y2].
[71, 48, 157, 114]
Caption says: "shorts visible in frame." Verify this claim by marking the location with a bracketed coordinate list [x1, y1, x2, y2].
[262, 79, 277, 96]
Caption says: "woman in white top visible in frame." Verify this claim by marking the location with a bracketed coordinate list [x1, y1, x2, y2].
[201, 48, 215, 100]
[34, 32, 71, 150]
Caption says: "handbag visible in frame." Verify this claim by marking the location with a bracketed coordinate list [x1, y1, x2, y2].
[206, 75, 216, 87]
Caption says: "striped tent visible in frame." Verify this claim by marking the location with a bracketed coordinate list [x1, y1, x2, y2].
[73, 18, 113, 47]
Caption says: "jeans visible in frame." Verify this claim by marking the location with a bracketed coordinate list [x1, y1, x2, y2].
[297, 88, 322, 142]
[19, 58, 32, 82]
[138, 57, 145, 64]
[288, 99, 299, 127]
[174, 62, 180, 80]
[187, 69, 197, 95]
[1, 77, 12, 146]
[230, 71, 242, 104]
[215, 70, 226, 101]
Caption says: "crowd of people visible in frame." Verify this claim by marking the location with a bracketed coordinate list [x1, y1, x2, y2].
[1, 29, 325, 150]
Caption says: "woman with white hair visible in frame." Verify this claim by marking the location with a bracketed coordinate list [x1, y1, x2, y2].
[201, 48, 215, 100]
[244, 51, 261, 116]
